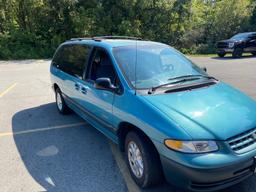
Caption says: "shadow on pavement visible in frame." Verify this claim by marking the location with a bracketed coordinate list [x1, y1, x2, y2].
[219, 175, 256, 192]
[11, 103, 256, 192]
[12, 103, 127, 192]
[142, 183, 187, 192]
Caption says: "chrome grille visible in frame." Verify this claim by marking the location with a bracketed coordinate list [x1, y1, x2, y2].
[227, 128, 256, 153]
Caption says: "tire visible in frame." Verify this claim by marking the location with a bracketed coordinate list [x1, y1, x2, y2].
[125, 131, 163, 188]
[217, 52, 226, 57]
[55, 88, 71, 114]
[232, 47, 243, 58]
[251, 51, 256, 56]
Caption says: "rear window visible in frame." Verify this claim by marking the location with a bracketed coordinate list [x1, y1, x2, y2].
[53, 44, 91, 79]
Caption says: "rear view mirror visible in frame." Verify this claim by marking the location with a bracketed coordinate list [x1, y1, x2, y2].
[94, 78, 117, 91]
[202, 67, 207, 72]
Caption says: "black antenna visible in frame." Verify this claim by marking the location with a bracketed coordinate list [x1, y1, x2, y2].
[135, 38, 138, 95]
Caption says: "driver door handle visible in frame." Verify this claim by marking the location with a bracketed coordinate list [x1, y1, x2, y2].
[81, 86, 88, 94]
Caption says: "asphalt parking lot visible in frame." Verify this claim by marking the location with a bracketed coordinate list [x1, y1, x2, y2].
[0, 55, 256, 192]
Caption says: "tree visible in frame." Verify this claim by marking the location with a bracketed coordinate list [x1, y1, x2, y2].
[0, 0, 255, 59]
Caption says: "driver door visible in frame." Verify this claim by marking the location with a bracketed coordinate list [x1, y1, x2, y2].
[77, 47, 118, 133]
[247, 34, 256, 52]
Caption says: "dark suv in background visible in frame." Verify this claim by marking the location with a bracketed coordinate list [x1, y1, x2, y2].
[217, 32, 256, 58]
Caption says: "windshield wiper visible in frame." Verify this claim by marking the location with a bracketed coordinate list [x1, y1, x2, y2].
[168, 74, 216, 81]
[148, 75, 217, 94]
[148, 77, 201, 94]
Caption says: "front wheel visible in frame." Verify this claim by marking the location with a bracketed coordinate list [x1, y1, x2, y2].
[232, 48, 243, 58]
[217, 52, 226, 57]
[125, 132, 163, 188]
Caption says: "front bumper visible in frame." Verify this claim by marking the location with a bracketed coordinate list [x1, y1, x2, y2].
[217, 48, 234, 53]
[161, 155, 255, 191]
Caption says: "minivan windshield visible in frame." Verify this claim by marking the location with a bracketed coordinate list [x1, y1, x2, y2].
[113, 43, 206, 89]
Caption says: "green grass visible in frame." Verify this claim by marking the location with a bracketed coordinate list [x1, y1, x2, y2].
[186, 54, 216, 57]
[187, 52, 253, 57]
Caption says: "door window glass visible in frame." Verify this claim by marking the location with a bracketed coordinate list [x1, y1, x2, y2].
[88, 49, 117, 85]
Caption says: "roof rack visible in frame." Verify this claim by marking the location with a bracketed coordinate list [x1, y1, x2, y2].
[93, 36, 142, 41]
[69, 37, 92, 41]
[68, 36, 142, 42]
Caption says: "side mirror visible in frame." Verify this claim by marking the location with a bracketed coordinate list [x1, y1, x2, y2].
[202, 67, 207, 72]
[94, 78, 116, 91]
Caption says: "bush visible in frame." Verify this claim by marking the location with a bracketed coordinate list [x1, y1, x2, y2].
[0, 30, 60, 60]
[0, 0, 254, 59]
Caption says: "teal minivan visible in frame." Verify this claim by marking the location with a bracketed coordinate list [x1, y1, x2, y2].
[50, 36, 256, 191]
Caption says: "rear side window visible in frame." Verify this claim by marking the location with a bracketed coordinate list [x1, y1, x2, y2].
[53, 44, 91, 79]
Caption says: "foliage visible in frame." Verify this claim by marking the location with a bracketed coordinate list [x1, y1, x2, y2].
[0, 0, 255, 59]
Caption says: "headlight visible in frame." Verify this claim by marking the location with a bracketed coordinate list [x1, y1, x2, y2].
[228, 42, 234, 48]
[164, 140, 218, 153]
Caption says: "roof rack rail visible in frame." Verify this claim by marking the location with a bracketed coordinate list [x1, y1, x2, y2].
[93, 36, 142, 40]
[68, 36, 142, 42]
[69, 37, 92, 41]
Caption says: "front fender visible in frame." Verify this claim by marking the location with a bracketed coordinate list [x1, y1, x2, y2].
[112, 90, 192, 142]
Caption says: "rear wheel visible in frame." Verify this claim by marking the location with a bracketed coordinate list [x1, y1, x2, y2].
[125, 131, 163, 188]
[217, 52, 226, 57]
[232, 48, 243, 58]
[55, 88, 70, 114]
[251, 51, 256, 56]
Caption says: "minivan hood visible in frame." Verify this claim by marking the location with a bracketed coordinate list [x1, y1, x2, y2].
[143, 83, 256, 140]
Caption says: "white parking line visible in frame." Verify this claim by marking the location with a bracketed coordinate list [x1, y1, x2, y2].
[0, 83, 17, 98]
[0, 122, 86, 137]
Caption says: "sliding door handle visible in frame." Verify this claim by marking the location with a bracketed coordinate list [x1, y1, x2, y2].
[81, 86, 87, 94]
[74, 83, 80, 90]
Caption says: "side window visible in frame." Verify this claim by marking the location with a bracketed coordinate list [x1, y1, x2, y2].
[88, 49, 117, 85]
[54, 44, 91, 79]
[249, 34, 256, 40]
[52, 46, 64, 67]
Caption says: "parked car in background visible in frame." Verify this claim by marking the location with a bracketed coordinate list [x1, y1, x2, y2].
[51, 36, 256, 191]
[217, 32, 256, 58]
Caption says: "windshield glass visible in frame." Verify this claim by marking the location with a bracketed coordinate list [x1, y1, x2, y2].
[231, 33, 249, 40]
[113, 43, 206, 89]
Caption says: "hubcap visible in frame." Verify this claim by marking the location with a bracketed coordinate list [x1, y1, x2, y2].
[127, 141, 144, 178]
[56, 92, 63, 111]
